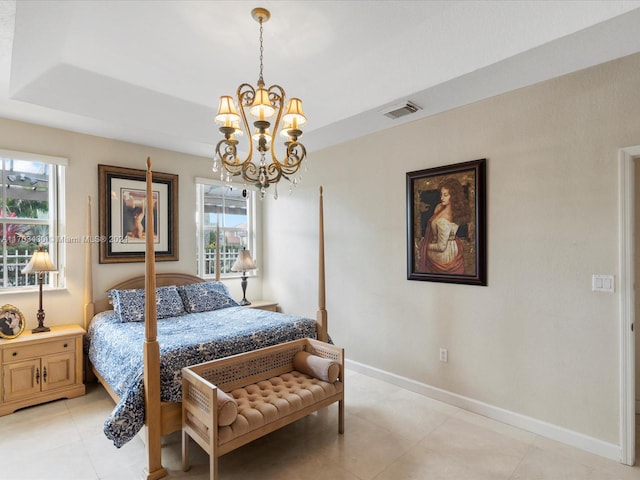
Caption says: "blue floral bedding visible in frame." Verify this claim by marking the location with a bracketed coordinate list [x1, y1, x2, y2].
[86, 306, 318, 447]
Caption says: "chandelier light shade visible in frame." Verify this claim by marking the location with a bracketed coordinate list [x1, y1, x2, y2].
[21, 246, 57, 333]
[213, 7, 307, 199]
[215, 96, 240, 125]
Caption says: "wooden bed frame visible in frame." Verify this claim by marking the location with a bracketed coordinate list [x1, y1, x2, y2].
[83, 158, 328, 480]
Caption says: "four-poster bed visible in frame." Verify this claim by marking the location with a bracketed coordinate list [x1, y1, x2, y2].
[83, 159, 328, 479]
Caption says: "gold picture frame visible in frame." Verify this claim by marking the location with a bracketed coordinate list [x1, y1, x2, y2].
[0, 304, 26, 339]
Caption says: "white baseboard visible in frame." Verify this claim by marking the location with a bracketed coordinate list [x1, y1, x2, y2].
[345, 359, 621, 462]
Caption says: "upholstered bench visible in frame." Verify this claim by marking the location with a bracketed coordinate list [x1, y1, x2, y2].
[181, 338, 344, 480]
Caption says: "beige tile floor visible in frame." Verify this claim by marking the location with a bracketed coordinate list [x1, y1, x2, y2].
[1, 370, 640, 479]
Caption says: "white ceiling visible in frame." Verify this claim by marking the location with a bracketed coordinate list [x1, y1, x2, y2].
[1, 0, 640, 158]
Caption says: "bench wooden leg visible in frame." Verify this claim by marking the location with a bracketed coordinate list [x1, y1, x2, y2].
[339, 399, 344, 434]
[211, 451, 218, 480]
[182, 430, 190, 472]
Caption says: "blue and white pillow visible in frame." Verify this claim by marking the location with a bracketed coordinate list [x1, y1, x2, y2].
[156, 286, 187, 318]
[109, 285, 186, 323]
[177, 282, 239, 313]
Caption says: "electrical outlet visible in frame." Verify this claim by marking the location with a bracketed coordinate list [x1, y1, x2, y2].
[439, 348, 448, 363]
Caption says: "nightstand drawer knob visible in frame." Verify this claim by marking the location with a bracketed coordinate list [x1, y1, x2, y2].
[63, 343, 68, 348]
[12, 352, 17, 357]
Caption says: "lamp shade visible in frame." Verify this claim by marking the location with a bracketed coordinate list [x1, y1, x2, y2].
[280, 122, 293, 138]
[215, 96, 240, 126]
[252, 128, 272, 143]
[282, 98, 307, 128]
[231, 249, 257, 272]
[21, 247, 56, 274]
[249, 88, 275, 119]
[230, 119, 244, 137]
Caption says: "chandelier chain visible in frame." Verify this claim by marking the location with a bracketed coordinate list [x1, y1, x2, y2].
[258, 18, 264, 84]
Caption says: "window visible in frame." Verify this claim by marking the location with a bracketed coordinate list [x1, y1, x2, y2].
[0, 150, 66, 290]
[196, 179, 255, 279]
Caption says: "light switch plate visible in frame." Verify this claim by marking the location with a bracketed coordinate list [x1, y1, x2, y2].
[592, 274, 614, 292]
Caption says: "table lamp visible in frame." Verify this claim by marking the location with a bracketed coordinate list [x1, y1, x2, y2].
[231, 249, 257, 305]
[21, 246, 57, 333]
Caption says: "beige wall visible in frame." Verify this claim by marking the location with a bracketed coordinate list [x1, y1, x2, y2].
[0, 120, 262, 327]
[263, 52, 640, 446]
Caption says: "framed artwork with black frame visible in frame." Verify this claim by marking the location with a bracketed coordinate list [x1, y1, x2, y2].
[98, 164, 179, 263]
[406, 158, 487, 286]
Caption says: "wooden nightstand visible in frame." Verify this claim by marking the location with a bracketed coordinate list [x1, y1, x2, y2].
[244, 300, 278, 312]
[0, 324, 85, 416]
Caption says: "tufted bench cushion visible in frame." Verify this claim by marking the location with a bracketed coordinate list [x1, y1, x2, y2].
[218, 371, 343, 444]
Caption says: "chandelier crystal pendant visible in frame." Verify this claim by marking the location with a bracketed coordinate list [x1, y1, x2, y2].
[213, 7, 307, 199]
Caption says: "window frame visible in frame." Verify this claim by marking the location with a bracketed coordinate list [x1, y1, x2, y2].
[0, 149, 67, 292]
[195, 178, 256, 280]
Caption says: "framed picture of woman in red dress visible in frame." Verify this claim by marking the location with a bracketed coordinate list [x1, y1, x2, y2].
[406, 159, 487, 285]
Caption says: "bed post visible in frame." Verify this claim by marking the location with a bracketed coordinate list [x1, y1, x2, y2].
[83, 196, 95, 384]
[215, 224, 221, 282]
[84, 196, 94, 330]
[316, 186, 328, 342]
[143, 157, 166, 480]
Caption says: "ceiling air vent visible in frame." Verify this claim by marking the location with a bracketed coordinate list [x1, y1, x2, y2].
[383, 101, 422, 120]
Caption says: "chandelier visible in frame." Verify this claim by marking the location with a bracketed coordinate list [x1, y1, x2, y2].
[213, 7, 307, 199]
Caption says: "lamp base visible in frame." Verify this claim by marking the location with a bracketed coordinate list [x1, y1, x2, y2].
[239, 273, 251, 306]
[32, 308, 49, 333]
